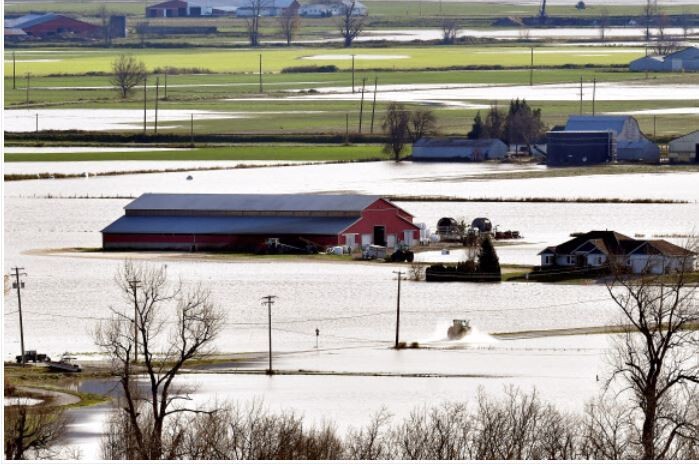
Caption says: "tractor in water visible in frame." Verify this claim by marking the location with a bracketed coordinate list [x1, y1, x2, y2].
[447, 319, 472, 340]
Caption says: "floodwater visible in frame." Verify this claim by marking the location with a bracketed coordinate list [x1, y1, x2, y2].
[4, 160, 698, 459]
[282, 82, 699, 105]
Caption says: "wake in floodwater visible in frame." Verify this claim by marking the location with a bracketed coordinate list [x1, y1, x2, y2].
[419, 320, 499, 348]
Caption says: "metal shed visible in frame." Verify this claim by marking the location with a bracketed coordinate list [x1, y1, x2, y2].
[669, 130, 699, 163]
[412, 137, 508, 161]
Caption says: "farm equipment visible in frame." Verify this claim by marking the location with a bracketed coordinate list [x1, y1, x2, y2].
[362, 245, 387, 260]
[15, 350, 51, 364]
[387, 245, 415, 263]
[47, 355, 82, 373]
[447, 319, 472, 340]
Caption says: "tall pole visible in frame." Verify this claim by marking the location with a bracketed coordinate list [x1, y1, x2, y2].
[154, 77, 159, 135]
[26, 73, 31, 105]
[579, 76, 583, 115]
[164, 72, 168, 100]
[592, 77, 597, 116]
[11, 267, 27, 364]
[261, 295, 277, 374]
[259, 54, 263, 93]
[529, 47, 534, 86]
[653, 115, 657, 138]
[392, 270, 403, 349]
[13, 51, 16, 90]
[345, 113, 349, 144]
[35, 113, 39, 133]
[190, 113, 194, 146]
[351, 54, 355, 93]
[129, 280, 141, 363]
[358, 77, 366, 133]
[370, 77, 378, 134]
[143, 77, 147, 134]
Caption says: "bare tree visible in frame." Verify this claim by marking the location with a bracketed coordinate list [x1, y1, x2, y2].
[278, 7, 300, 46]
[654, 13, 679, 55]
[382, 102, 410, 161]
[338, 0, 365, 48]
[95, 261, 224, 460]
[440, 18, 459, 45]
[134, 22, 148, 48]
[407, 109, 437, 143]
[604, 243, 699, 459]
[598, 8, 609, 42]
[4, 403, 67, 460]
[98, 6, 112, 47]
[679, 9, 692, 40]
[245, 0, 270, 46]
[110, 55, 147, 99]
[643, 0, 658, 42]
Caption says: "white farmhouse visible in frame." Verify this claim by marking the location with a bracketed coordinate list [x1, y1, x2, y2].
[669, 130, 699, 164]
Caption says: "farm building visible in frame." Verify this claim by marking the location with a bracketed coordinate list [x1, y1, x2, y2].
[4, 14, 100, 39]
[547, 115, 659, 166]
[669, 130, 699, 163]
[236, 0, 300, 17]
[538, 230, 695, 275]
[629, 46, 699, 72]
[102, 193, 420, 252]
[146, 0, 189, 17]
[412, 137, 508, 161]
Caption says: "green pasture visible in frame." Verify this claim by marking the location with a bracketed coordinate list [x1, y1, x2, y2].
[4, 45, 646, 77]
[3, 145, 388, 162]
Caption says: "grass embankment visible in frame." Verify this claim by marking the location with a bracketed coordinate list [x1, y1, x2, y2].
[3, 145, 388, 162]
[4, 363, 109, 408]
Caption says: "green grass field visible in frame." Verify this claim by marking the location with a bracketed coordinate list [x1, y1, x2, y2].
[4, 45, 646, 76]
[3, 145, 389, 162]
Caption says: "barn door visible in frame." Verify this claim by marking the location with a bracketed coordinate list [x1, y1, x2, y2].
[373, 226, 386, 246]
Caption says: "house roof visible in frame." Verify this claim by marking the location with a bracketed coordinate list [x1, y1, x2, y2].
[5, 13, 60, 29]
[413, 137, 504, 148]
[147, 0, 188, 9]
[565, 116, 630, 135]
[540, 230, 695, 258]
[102, 215, 359, 235]
[125, 193, 382, 213]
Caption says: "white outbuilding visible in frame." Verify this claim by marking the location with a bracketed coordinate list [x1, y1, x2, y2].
[668, 130, 699, 164]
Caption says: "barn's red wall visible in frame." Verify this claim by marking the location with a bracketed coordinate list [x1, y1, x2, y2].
[25, 18, 100, 37]
[103, 233, 339, 251]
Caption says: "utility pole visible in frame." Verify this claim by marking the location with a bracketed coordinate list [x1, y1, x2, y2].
[35, 113, 39, 133]
[370, 77, 378, 134]
[190, 113, 194, 146]
[592, 77, 597, 116]
[128, 279, 141, 363]
[164, 72, 168, 100]
[392, 270, 404, 349]
[143, 77, 147, 134]
[315, 328, 319, 349]
[529, 47, 534, 86]
[653, 115, 657, 138]
[345, 113, 350, 144]
[26, 73, 31, 105]
[351, 54, 355, 93]
[259, 54, 263, 93]
[579, 76, 583, 115]
[10, 267, 27, 364]
[358, 77, 366, 133]
[154, 77, 159, 135]
[261, 295, 277, 374]
[13, 51, 16, 90]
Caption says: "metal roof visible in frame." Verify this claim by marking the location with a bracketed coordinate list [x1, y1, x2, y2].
[102, 215, 359, 235]
[565, 116, 630, 135]
[413, 137, 505, 148]
[125, 193, 381, 213]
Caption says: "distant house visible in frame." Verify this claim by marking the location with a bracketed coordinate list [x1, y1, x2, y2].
[299, 3, 333, 17]
[547, 115, 659, 166]
[236, 0, 300, 17]
[412, 137, 508, 161]
[669, 130, 699, 164]
[146, 0, 189, 17]
[4, 13, 100, 39]
[331, 0, 368, 16]
[538, 230, 695, 275]
[630, 46, 699, 72]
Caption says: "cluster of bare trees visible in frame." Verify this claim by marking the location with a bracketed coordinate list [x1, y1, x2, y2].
[4, 400, 67, 460]
[382, 103, 437, 160]
[85, 253, 697, 460]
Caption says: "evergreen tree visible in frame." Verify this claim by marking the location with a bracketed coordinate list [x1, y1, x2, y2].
[478, 236, 501, 276]
[483, 104, 505, 140]
[467, 111, 484, 139]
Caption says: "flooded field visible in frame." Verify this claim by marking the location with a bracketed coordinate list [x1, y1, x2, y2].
[4, 160, 698, 459]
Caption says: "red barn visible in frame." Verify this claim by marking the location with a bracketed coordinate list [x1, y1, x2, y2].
[102, 193, 420, 252]
[6, 14, 100, 38]
[146, 0, 189, 17]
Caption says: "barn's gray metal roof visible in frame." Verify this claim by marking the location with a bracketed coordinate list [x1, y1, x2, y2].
[565, 116, 629, 135]
[102, 215, 359, 235]
[125, 193, 381, 213]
